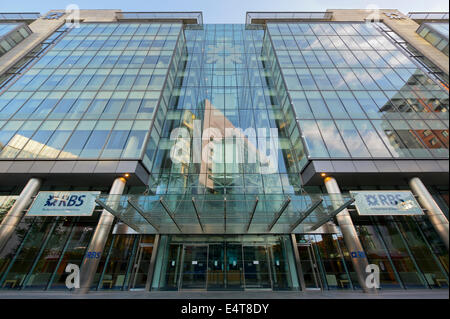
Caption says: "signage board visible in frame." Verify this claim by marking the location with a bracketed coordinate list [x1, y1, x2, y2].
[27, 191, 101, 217]
[350, 191, 423, 216]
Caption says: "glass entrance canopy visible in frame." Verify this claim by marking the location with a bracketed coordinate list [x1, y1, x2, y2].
[95, 193, 354, 234]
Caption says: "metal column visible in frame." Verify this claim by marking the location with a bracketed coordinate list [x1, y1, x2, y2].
[76, 177, 126, 294]
[0, 178, 42, 252]
[409, 177, 449, 250]
[324, 176, 375, 293]
[290, 234, 306, 291]
[145, 234, 160, 291]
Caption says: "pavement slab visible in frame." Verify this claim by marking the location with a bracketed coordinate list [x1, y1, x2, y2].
[0, 289, 448, 299]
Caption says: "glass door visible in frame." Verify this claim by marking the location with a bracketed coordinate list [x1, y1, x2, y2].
[129, 243, 153, 290]
[243, 245, 272, 289]
[297, 244, 322, 290]
[207, 244, 225, 289]
[180, 245, 208, 290]
[268, 244, 290, 289]
[163, 244, 183, 290]
[226, 244, 244, 289]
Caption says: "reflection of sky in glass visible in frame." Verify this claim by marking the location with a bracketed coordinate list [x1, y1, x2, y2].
[428, 22, 449, 39]
[0, 23, 182, 161]
[0, 23, 20, 36]
[148, 24, 304, 195]
[268, 22, 449, 160]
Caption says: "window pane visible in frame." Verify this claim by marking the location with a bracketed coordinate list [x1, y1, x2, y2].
[316, 120, 350, 157]
[298, 120, 329, 158]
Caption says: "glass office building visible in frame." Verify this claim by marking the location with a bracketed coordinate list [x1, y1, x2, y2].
[0, 10, 448, 293]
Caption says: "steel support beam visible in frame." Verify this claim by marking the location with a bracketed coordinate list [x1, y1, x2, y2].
[245, 197, 259, 232]
[191, 198, 204, 232]
[309, 198, 355, 231]
[289, 199, 323, 233]
[224, 198, 227, 233]
[94, 199, 139, 232]
[159, 197, 182, 232]
[267, 197, 291, 231]
[127, 199, 160, 232]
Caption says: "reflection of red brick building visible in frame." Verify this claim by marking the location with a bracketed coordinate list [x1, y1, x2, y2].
[379, 70, 449, 150]
[415, 129, 449, 148]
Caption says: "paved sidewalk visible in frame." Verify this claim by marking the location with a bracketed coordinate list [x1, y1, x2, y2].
[0, 289, 448, 299]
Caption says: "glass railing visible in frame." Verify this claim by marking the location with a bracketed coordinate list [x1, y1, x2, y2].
[117, 12, 203, 25]
[0, 13, 40, 21]
[407, 12, 449, 22]
[246, 12, 333, 24]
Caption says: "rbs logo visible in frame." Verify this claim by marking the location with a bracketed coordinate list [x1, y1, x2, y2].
[365, 194, 405, 207]
[44, 194, 86, 207]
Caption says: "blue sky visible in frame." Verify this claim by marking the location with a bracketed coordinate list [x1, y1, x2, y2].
[1, 0, 449, 23]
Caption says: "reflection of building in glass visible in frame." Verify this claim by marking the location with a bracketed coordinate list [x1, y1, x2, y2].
[0, 23, 32, 57]
[0, 10, 448, 295]
[417, 22, 449, 56]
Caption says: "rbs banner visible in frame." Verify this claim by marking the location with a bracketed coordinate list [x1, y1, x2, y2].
[350, 191, 423, 216]
[27, 191, 101, 216]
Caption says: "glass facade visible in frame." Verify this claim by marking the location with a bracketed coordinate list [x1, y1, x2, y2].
[144, 24, 304, 196]
[295, 213, 450, 290]
[0, 23, 182, 166]
[0, 16, 448, 293]
[265, 23, 448, 167]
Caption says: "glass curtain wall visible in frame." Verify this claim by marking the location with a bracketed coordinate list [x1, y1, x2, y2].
[0, 207, 156, 291]
[0, 214, 98, 290]
[266, 22, 449, 169]
[296, 215, 449, 291]
[145, 24, 304, 197]
[354, 215, 449, 289]
[0, 23, 182, 166]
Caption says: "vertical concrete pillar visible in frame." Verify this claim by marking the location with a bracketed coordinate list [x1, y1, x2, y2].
[76, 177, 126, 294]
[324, 176, 375, 293]
[409, 177, 449, 250]
[0, 178, 42, 252]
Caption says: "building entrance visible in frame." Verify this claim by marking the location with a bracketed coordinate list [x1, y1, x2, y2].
[129, 242, 154, 290]
[180, 244, 208, 289]
[178, 243, 275, 290]
[297, 244, 322, 290]
[158, 236, 294, 291]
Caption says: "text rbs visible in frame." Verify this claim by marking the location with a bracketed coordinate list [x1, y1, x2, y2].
[44, 194, 86, 207]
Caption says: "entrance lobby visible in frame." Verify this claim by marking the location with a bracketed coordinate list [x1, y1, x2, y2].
[152, 235, 298, 291]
